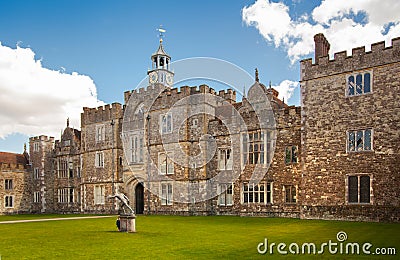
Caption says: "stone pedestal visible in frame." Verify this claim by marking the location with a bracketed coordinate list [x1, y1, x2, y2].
[119, 214, 136, 232]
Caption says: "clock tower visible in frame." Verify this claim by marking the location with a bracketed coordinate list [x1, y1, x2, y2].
[147, 33, 174, 87]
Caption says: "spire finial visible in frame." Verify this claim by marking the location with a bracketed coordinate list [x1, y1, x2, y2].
[255, 68, 259, 82]
[67, 117, 70, 127]
[243, 85, 246, 99]
[24, 143, 27, 153]
[157, 25, 166, 43]
[269, 80, 272, 88]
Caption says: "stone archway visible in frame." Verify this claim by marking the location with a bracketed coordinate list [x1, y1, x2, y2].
[135, 183, 144, 214]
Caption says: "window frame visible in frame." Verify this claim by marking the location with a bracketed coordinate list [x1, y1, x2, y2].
[130, 133, 144, 164]
[346, 71, 373, 97]
[33, 142, 40, 152]
[158, 152, 174, 175]
[94, 185, 105, 205]
[57, 159, 69, 178]
[160, 182, 173, 205]
[242, 182, 272, 204]
[284, 185, 297, 204]
[5, 179, 13, 190]
[217, 183, 234, 206]
[241, 130, 269, 166]
[218, 148, 233, 170]
[68, 161, 74, 178]
[95, 151, 105, 168]
[33, 191, 40, 203]
[4, 195, 14, 208]
[34, 167, 40, 179]
[58, 188, 70, 203]
[346, 174, 372, 204]
[69, 188, 74, 203]
[346, 129, 373, 153]
[95, 124, 106, 143]
[57, 188, 75, 203]
[191, 118, 199, 128]
[285, 145, 299, 164]
[160, 113, 173, 134]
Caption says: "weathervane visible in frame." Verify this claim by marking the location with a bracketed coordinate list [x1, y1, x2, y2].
[157, 25, 166, 43]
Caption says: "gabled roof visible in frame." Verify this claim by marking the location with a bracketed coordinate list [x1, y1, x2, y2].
[248, 81, 288, 110]
[0, 151, 28, 165]
[61, 127, 81, 141]
[74, 129, 81, 140]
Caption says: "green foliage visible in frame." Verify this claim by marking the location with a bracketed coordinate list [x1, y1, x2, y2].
[0, 215, 398, 259]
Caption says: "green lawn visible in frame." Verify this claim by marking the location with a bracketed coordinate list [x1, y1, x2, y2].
[0, 214, 102, 221]
[0, 215, 398, 259]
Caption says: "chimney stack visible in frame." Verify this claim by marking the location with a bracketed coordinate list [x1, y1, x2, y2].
[314, 33, 330, 63]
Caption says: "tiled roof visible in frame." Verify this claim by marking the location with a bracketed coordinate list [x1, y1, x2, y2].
[0, 151, 28, 165]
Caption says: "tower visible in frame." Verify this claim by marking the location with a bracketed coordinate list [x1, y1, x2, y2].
[147, 28, 174, 87]
[29, 135, 55, 213]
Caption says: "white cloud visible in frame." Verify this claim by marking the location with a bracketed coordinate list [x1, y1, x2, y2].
[242, 0, 292, 47]
[0, 42, 104, 139]
[273, 80, 298, 102]
[242, 0, 400, 63]
[272, 80, 299, 103]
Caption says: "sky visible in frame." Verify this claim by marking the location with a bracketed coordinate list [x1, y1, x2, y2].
[0, 0, 399, 153]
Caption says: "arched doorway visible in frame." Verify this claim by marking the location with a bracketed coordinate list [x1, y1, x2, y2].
[135, 183, 144, 214]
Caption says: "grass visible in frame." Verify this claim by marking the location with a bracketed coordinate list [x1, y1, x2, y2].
[0, 214, 102, 221]
[0, 215, 398, 259]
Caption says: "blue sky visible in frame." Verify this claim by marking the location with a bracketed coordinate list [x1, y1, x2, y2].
[0, 0, 399, 153]
[0, 0, 302, 102]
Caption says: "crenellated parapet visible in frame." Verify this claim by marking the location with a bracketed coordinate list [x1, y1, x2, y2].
[153, 85, 236, 104]
[217, 88, 236, 104]
[28, 135, 55, 158]
[301, 37, 400, 81]
[29, 135, 55, 143]
[121, 84, 239, 118]
[0, 162, 27, 171]
[265, 105, 301, 131]
[81, 102, 123, 125]
[283, 105, 301, 116]
[124, 84, 165, 104]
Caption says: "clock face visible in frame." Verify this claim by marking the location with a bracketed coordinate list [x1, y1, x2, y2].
[166, 74, 173, 85]
[149, 72, 158, 83]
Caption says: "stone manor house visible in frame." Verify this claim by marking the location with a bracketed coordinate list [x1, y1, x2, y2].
[0, 34, 399, 222]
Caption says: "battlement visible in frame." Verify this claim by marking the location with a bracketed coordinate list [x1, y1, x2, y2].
[154, 85, 237, 104]
[29, 135, 55, 142]
[124, 82, 238, 109]
[301, 36, 400, 81]
[124, 84, 164, 104]
[0, 162, 28, 171]
[284, 105, 301, 116]
[82, 102, 123, 125]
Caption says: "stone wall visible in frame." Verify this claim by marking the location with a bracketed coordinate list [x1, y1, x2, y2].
[53, 127, 82, 213]
[29, 135, 55, 213]
[3, 35, 398, 222]
[300, 36, 400, 221]
[207, 99, 301, 217]
[81, 103, 124, 213]
[0, 163, 31, 214]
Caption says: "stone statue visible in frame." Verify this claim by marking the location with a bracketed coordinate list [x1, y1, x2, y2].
[108, 192, 135, 216]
